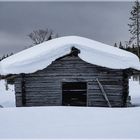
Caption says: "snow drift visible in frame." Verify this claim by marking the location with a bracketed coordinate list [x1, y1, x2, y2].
[0, 36, 140, 75]
[0, 80, 15, 107]
[0, 106, 140, 138]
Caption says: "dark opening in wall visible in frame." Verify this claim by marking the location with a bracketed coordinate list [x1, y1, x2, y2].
[62, 82, 87, 106]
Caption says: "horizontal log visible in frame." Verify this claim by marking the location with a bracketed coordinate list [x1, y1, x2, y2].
[88, 101, 123, 106]
[25, 94, 61, 98]
[89, 104, 122, 107]
[25, 103, 61, 107]
[25, 101, 61, 104]
[15, 87, 123, 93]
[88, 92, 123, 96]
[88, 97, 122, 101]
[46, 63, 120, 71]
[88, 85, 122, 89]
[15, 82, 124, 88]
[27, 73, 123, 78]
[25, 98, 60, 101]
[88, 81, 123, 85]
[15, 90, 122, 96]
[38, 69, 123, 76]
[88, 88, 123, 92]
[15, 87, 61, 92]
[15, 87, 123, 94]
[25, 85, 60, 89]
[23, 77, 123, 82]
[15, 77, 123, 85]
[15, 82, 60, 87]
[88, 93, 122, 97]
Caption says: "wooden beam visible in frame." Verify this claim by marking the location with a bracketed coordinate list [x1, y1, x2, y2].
[21, 73, 26, 106]
[96, 78, 112, 107]
[122, 70, 129, 107]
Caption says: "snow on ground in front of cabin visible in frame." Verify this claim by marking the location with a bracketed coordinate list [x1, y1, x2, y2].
[0, 106, 140, 138]
[0, 79, 140, 138]
[129, 78, 140, 106]
[0, 80, 15, 107]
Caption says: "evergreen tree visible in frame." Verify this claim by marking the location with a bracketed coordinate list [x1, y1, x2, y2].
[114, 43, 118, 47]
[119, 41, 123, 49]
[132, 43, 135, 49]
[128, 0, 140, 58]
[2, 54, 6, 60]
[0, 53, 13, 61]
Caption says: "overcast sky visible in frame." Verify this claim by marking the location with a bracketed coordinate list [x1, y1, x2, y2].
[0, 2, 133, 56]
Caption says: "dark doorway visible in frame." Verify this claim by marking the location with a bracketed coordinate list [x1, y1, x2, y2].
[62, 82, 87, 106]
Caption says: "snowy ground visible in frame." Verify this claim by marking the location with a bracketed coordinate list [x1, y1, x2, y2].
[0, 106, 140, 139]
[0, 80, 15, 107]
[0, 79, 140, 138]
[129, 78, 140, 106]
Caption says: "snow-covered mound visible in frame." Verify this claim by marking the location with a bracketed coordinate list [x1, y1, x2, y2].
[0, 36, 140, 75]
[0, 80, 15, 107]
[129, 78, 140, 106]
[0, 106, 140, 138]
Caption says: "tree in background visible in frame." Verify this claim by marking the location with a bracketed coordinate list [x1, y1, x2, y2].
[0, 53, 13, 61]
[114, 41, 125, 49]
[114, 43, 118, 47]
[119, 41, 123, 49]
[28, 28, 58, 45]
[128, 0, 140, 58]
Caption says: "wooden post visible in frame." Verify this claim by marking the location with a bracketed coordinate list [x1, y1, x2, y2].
[122, 70, 129, 107]
[96, 78, 112, 107]
[21, 73, 26, 106]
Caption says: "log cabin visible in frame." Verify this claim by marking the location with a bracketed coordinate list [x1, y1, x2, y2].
[0, 36, 140, 107]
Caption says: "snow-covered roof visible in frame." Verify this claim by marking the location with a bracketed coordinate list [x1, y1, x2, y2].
[0, 36, 140, 75]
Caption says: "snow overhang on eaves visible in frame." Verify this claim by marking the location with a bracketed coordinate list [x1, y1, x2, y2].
[0, 36, 140, 75]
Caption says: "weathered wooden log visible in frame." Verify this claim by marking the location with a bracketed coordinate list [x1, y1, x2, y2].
[14, 55, 126, 107]
[21, 73, 26, 106]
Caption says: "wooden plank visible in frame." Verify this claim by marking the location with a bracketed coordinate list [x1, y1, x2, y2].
[21, 74, 26, 106]
[15, 85, 123, 93]
[18, 83, 122, 88]
[88, 100, 123, 106]
[122, 70, 129, 107]
[26, 74, 122, 78]
[15, 78, 123, 86]
[88, 98, 122, 102]
[88, 89, 123, 93]
[88, 92, 123, 96]
[96, 78, 112, 107]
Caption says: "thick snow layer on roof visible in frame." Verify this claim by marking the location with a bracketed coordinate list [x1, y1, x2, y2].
[0, 36, 140, 75]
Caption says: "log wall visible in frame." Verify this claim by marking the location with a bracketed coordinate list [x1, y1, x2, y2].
[15, 56, 128, 107]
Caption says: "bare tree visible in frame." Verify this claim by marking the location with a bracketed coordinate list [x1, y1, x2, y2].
[28, 28, 58, 45]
